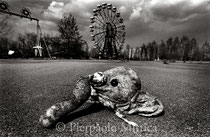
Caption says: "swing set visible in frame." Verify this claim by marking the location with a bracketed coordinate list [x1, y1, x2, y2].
[0, 1, 51, 58]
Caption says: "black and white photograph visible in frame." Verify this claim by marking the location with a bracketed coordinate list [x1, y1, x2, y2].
[0, 0, 210, 136]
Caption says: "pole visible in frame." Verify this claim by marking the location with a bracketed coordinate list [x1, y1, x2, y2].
[37, 23, 52, 59]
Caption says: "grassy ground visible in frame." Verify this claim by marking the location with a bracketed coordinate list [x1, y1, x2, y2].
[0, 59, 210, 137]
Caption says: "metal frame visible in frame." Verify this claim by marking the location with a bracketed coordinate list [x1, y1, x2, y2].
[0, 1, 39, 22]
[0, 1, 51, 58]
[90, 2, 125, 59]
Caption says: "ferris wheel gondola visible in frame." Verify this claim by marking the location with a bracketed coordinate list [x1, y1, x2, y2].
[90, 3, 125, 59]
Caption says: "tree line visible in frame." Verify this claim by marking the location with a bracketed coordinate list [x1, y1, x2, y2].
[123, 36, 210, 61]
[0, 13, 210, 61]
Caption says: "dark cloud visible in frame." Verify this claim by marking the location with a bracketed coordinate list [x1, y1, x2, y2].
[151, 0, 210, 22]
[2, 0, 210, 48]
[6, 0, 51, 13]
[120, 0, 210, 46]
[126, 18, 152, 38]
[147, 0, 210, 46]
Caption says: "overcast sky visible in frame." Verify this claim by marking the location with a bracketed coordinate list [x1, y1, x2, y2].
[4, 0, 210, 48]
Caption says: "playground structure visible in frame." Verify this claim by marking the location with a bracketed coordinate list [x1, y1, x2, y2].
[0, 0, 51, 58]
[90, 2, 125, 59]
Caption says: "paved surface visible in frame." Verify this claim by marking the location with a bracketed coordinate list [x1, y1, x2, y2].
[0, 59, 210, 137]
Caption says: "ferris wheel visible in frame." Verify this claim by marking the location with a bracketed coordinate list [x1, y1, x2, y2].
[90, 3, 125, 59]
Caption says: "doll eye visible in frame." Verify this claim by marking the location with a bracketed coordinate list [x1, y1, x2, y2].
[111, 79, 118, 87]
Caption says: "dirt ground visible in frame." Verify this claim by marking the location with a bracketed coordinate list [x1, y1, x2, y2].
[0, 59, 210, 137]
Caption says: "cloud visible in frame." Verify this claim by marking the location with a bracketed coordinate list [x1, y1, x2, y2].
[3, 0, 210, 48]
[62, 0, 92, 30]
[43, 1, 64, 19]
[150, 0, 210, 22]
[148, 0, 210, 42]
[130, 6, 142, 20]
[123, 0, 210, 46]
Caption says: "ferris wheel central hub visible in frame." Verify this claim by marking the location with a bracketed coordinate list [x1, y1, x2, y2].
[90, 3, 125, 59]
[105, 22, 116, 38]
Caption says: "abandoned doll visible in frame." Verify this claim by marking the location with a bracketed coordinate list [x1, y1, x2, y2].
[39, 66, 164, 127]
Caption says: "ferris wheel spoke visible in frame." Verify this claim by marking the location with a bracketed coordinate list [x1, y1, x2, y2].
[94, 31, 106, 36]
[109, 10, 113, 23]
[116, 34, 123, 41]
[117, 29, 125, 34]
[106, 9, 110, 22]
[95, 33, 105, 43]
[94, 26, 104, 30]
[95, 19, 104, 27]
[115, 18, 124, 26]
[95, 34, 105, 44]
[99, 13, 107, 24]
[116, 33, 125, 37]
[116, 33, 123, 41]
[113, 18, 121, 25]
[109, 11, 115, 24]
[116, 30, 125, 33]
[112, 40, 120, 55]
[114, 22, 122, 26]
[116, 25, 123, 28]
[94, 16, 105, 25]
[99, 40, 105, 51]
[107, 9, 111, 23]
[102, 8, 107, 18]
[114, 17, 121, 24]
[94, 21, 104, 27]
[90, 3, 125, 59]
[116, 28, 125, 33]
[95, 30, 104, 39]
[98, 40, 105, 51]
[94, 18, 104, 26]
[115, 36, 122, 45]
[116, 33, 124, 39]
[113, 16, 120, 24]
[93, 24, 104, 29]
[111, 13, 116, 24]
[116, 25, 125, 29]
[95, 28, 104, 34]
[116, 34, 125, 44]
[98, 10, 106, 22]
[116, 28, 125, 32]
[116, 34, 125, 39]
[103, 9, 109, 22]
[113, 17, 118, 25]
